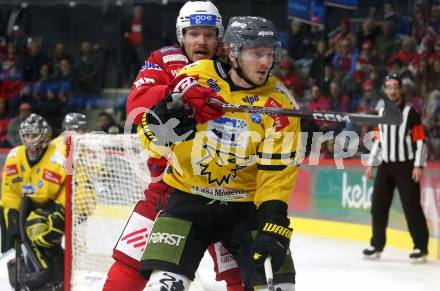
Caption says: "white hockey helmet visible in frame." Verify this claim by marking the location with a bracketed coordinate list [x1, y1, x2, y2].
[176, 1, 224, 45]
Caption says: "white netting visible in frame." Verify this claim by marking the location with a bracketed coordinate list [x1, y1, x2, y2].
[69, 134, 150, 290]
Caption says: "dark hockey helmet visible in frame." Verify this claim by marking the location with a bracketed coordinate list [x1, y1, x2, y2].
[62, 112, 88, 131]
[19, 114, 52, 161]
[223, 16, 281, 62]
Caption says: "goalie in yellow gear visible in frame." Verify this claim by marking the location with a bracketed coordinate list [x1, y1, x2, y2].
[0, 114, 66, 290]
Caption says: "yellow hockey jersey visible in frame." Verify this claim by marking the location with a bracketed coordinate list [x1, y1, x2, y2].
[1, 142, 67, 212]
[146, 60, 301, 207]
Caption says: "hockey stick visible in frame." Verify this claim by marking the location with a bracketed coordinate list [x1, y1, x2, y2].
[264, 256, 275, 291]
[208, 90, 402, 125]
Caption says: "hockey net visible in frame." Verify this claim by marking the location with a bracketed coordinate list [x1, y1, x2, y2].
[65, 133, 150, 291]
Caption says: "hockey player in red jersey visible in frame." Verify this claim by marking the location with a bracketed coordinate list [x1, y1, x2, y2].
[103, 2, 243, 291]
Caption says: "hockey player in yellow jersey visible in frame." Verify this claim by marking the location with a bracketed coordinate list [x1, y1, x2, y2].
[139, 16, 299, 291]
[0, 114, 66, 290]
[52, 113, 96, 217]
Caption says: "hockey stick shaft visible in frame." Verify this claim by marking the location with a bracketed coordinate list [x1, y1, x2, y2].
[264, 256, 275, 291]
[208, 96, 402, 125]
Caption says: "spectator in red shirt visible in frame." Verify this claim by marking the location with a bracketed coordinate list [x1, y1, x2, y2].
[387, 37, 417, 67]
[354, 40, 376, 82]
[278, 58, 303, 98]
[330, 18, 354, 51]
[0, 98, 10, 147]
[308, 84, 332, 132]
[122, 5, 148, 85]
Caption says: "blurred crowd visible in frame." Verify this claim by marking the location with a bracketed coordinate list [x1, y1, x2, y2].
[273, 2, 440, 160]
[0, 2, 439, 160]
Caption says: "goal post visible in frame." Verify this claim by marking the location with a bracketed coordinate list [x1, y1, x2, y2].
[64, 134, 151, 291]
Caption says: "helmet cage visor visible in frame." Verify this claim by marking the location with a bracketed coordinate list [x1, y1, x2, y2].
[19, 127, 50, 149]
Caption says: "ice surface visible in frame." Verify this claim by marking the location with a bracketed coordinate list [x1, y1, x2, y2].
[1, 234, 439, 291]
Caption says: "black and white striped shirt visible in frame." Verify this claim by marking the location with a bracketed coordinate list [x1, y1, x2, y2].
[368, 104, 427, 167]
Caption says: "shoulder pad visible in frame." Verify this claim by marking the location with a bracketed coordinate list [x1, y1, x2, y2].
[275, 80, 299, 109]
[140, 61, 163, 72]
[158, 46, 181, 54]
[50, 150, 66, 167]
[6, 146, 19, 159]
[181, 60, 202, 71]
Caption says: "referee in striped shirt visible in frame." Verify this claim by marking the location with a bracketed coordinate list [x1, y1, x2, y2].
[363, 74, 429, 262]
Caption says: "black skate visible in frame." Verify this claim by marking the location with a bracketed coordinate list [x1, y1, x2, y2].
[409, 249, 427, 263]
[363, 247, 381, 260]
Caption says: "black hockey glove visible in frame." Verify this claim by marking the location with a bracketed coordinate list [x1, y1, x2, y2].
[142, 94, 196, 147]
[0, 207, 20, 253]
[250, 200, 293, 272]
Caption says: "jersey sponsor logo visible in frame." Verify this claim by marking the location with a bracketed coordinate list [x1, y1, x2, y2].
[215, 242, 238, 269]
[134, 77, 155, 88]
[207, 116, 248, 148]
[121, 228, 148, 249]
[265, 98, 289, 131]
[159, 46, 179, 54]
[115, 212, 154, 260]
[170, 69, 180, 76]
[163, 54, 188, 63]
[207, 78, 221, 92]
[148, 232, 185, 246]
[189, 14, 217, 26]
[43, 169, 62, 185]
[11, 177, 23, 184]
[141, 61, 163, 71]
[5, 164, 18, 176]
[192, 186, 248, 201]
[242, 95, 259, 105]
[251, 113, 262, 124]
[22, 184, 36, 195]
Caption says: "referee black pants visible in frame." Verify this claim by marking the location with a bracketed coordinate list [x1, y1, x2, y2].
[370, 161, 429, 252]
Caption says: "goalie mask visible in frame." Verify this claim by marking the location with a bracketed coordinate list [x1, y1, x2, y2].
[223, 16, 281, 62]
[62, 112, 88, 132]
[19, 114, 52, 162]
[176, 1, 224, 45]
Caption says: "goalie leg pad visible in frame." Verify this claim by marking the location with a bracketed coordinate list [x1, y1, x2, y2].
[1, 206, 20, 253]
[146, 270, 191, 291]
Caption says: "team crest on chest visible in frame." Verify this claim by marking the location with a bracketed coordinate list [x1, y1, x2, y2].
[196, 144, 248, 186]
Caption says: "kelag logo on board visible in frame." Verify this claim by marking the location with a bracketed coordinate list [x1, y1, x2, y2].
[341, 172, 373, 209]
